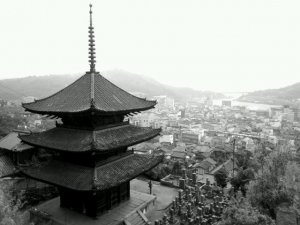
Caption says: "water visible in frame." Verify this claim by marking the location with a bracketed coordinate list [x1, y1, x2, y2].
[214, 93, 282, 110]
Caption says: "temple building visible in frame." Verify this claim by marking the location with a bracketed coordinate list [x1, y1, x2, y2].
[19, 5, 163, 224]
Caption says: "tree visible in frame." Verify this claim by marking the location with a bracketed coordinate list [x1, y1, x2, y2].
[214, 169, 228, 188]
[219, 193, 275, 225]
[247, 145, 296, 218]
[231, 150, 255, 195]
[231, 167, 255, 195]
[0, 163, 33, 225]
[171, 161, 182, 176]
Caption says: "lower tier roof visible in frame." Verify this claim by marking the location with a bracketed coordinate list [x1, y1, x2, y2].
[19, 124, 161, 153]
[21, 153, 163, 191]
[0, 154, 16, 178]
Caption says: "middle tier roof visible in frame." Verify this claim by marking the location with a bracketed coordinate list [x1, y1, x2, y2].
[20, 124, 161, 153]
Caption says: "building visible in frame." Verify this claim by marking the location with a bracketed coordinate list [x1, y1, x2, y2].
[19, 5, 163, 223]
[290, 106, 300, 122]
[23, 96, 38, 103]
[193, 158, 217, 175]
[0, 132, 42, 189]
[0, 132, 37, 166]
[181, 132, 200, 145]
[152, 96, 175, 111]
[222, 100, 231, 107]
[159, 134, 174, 146]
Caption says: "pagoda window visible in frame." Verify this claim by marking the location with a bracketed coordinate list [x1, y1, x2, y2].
[110, 187, 119, 209]
[120, 182, 129, 202]
[97, 192, 106, 214]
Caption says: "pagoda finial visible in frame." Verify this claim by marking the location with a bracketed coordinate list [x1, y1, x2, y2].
[88, 4, 96, 72]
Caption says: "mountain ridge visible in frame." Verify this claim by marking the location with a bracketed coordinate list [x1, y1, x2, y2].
[238, 81, 300, 105]
[0, 70, 224, 102]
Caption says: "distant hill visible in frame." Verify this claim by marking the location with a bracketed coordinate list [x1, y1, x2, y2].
[0, 69, 224, 102]
[238, 82, 300, 105]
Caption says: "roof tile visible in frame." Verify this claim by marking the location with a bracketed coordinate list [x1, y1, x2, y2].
[23, 72, 156, 114]
[20, 125, 161, 152]
[22, 154, 163, 191]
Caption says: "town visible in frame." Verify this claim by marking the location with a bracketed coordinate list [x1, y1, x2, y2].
[0, 90, 299, 224]
[1, 2, 300, 225]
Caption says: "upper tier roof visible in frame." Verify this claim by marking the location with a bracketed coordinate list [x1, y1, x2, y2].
[19, 124, 161, 153]
[22, 72, 156, 115]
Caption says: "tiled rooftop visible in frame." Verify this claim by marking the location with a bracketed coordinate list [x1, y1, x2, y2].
[23, 72, 156, 115]
[20, 125, 161, 152]
[30, 190, 155, 225]
[22, 154, 163, 191]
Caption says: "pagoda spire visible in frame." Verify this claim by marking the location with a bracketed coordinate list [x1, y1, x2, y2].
[88, 4, 96, 72]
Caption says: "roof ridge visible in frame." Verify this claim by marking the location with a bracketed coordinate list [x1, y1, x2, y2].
[90, 72, 95, 108]
[94, 73, 157, 106]
[22, 73, 87, 107]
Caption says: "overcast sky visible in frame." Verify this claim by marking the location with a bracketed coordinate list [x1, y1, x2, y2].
[0, 0, 300, 92]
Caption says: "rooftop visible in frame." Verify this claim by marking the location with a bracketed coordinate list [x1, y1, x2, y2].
[30, 190, 155, 225]
[0, 132, 33, 152]
[22, 154, 163, 191]
[20, 124, 161, 153]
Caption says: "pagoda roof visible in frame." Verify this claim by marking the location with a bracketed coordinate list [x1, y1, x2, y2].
[21, 154, 163, 191]
[19, 124, 161, 153]
[0, 154, 16, 177]
[22, 72, 156, 115]
[0, 132, 34, 152]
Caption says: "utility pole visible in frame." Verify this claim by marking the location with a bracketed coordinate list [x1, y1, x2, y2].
[232, 138, 235, 179]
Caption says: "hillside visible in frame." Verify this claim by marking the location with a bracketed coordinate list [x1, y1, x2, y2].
[238, 82, 300, 105]
[0, 69, 224, 102]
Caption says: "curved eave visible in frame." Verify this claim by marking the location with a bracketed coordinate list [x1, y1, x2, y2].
[20, 155, 164, 192]
[20, 128, 161, 153]
[22, 103, 156, 116]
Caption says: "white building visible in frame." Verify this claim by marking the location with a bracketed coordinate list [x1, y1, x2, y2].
[159, 135, 174, 145]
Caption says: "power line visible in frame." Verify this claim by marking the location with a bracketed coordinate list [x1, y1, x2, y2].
[0, 82, 26, 98]
[0, 88, 24, 101]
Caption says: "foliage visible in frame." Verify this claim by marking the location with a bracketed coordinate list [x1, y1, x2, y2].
[219, 193, 275, 225]
[171, 161, 183, 176]
[214, 169, 228, 188]
[231, 151, 255, 195]
[0, 182, 33, 225]
[231, 167, 255, 195]
[247, 146, 296, 218]
[0, 113, 26, 134]
[20, 186, 59, 208]
[145, 163, 172, 181]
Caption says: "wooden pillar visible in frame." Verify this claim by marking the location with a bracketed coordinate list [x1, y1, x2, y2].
[106, 190, 112, 210]
[117, 185, 121, 204]
[127, 181, 130, 199]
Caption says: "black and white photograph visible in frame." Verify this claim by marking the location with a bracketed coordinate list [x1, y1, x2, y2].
[0, 1, 299, 224]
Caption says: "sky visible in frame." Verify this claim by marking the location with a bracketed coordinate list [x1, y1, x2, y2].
[0, 0, 300, 93]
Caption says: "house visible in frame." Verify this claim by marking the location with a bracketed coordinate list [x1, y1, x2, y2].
[267, 135, 278, 145]
[203, 136, 213, 145]
[0, 132, 45, 190]
[159, 135, 174, 146]
[193, 158, 217, 175]
[0, 132, 36, 166]
[181, 132, 200, 145]
[210, 158, 238, 177]
[211, 136, 226, 146]
[170, 151, 189, 161]
[194, 145, 214, 161]
[239, 137, 255, 151]
[176, 142, 186, 147]
[131, 142, 159, 154]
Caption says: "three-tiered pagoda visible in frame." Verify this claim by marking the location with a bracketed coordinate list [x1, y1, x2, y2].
[20, 5, 163, 219]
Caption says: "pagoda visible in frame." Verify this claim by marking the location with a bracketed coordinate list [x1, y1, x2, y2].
[20, 5, 163, 219]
